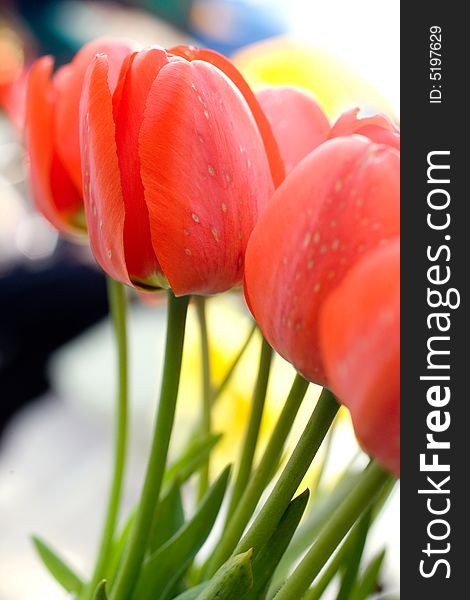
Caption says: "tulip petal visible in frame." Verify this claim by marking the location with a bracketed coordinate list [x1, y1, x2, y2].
[244, 136, 400, 385]
[256, 86, 330, 174]
[26, 56, 82, 234]
[80, 54, 129, 284]
[113, 47, 170, 285]
[169, 46, 285, 187]
[54, 38, 134, 192]
[329, 108, 400, 150]
[139, 58, 274, 296]
[319, 239, 400, 475]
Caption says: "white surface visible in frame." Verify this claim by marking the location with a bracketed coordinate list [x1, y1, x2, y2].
[284, 0, 400, 116]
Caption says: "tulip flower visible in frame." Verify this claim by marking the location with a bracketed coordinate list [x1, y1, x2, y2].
[80, 46, 279, 295]
[255, 87, 330, 174]
[244, 135, 400, 386]
[319, 239, 400, 475]
[255, 86, 400, 173]
[25, 37, 133, 235]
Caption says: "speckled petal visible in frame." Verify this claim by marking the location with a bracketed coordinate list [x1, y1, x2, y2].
[54, 37, 134, 192]
[169, 46, 285, 187]
[80, 54, 130, 284]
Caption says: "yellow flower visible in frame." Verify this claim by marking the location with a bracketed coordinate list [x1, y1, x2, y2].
[232, 37, 395, 120]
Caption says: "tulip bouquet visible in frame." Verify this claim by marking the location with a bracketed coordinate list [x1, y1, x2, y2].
[23, 37, 399, 600]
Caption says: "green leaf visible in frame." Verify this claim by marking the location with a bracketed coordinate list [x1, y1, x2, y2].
[350, 549, 386, 600]
[32, 535, 83, 594]
[163, 433, 223, 489]
[246, 489, 309, 600]
[133, 465, 231, 600]
[148, 479, 185, 553]
[172, 582, 209, 599]
[196, 550, 254, 600]
[336, 507, 373, 600]
[92, 580, 108, 600]
[269, 471, 361, 593]
[108, 439, 217, 589]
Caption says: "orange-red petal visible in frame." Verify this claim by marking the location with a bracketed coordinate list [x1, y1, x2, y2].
[329, 108, 400, 150]
[244, 136, 400, 385]
[168, 46, 285, 187]
[25, 56, 82, 234]
[256, 87, 330, 174]
[319, 239, 400, 475]
[80, 54, 129, 284]
[0, 69, 27, 131]
[54, 37, 134, 193]
[139, 58, 274, 296]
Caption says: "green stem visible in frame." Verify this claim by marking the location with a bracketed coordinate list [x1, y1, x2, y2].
[204, 375, 311, 577]
[211, 322, 257, 405]
[235, 388, 339, 559]
[309, 414, 337, 504]
[110, 292, 189, 600]
[196, 296, 212, 501]
[274, 462, 393, 600]
[83, 279, 128, 600]
[225, 336, 273, 521]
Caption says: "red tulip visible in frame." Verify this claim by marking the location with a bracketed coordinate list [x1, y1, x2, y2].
[253, 86, 399, 173]
[255, 87, 330, 174]
[25, 37, 133, 235]
[319, 239, 400, 475]
[244, 135, 400, 386]
[80, 46, 277, 294]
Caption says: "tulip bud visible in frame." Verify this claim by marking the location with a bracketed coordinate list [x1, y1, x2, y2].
[256, 87, 330, 174]
[244, 135, 399, 385]
[25, 38, 134, 235]
[80, 46, 276, 294]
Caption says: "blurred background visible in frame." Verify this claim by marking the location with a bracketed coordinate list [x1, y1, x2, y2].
[0, 1, 399, 598]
